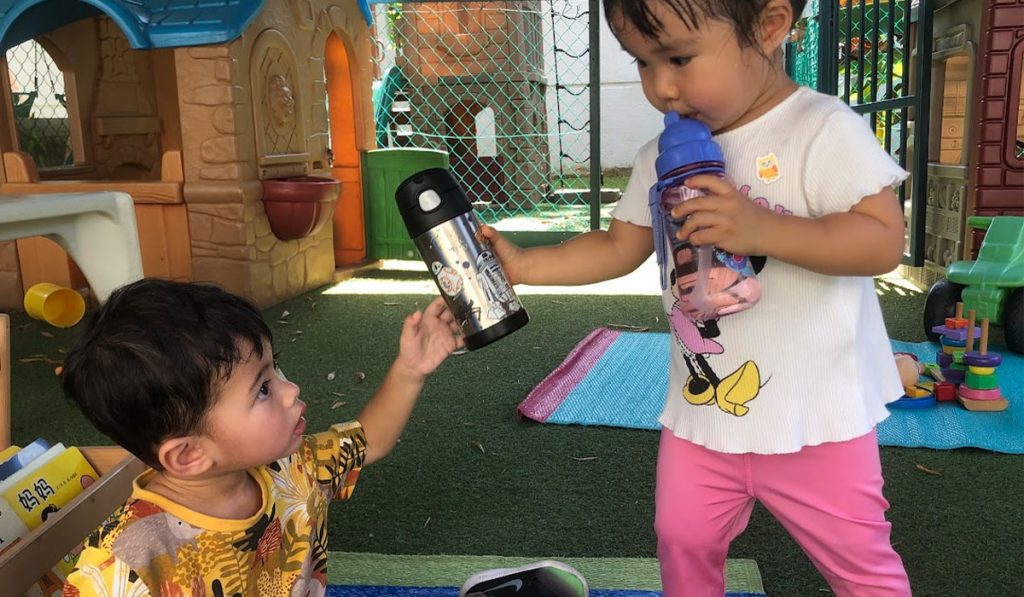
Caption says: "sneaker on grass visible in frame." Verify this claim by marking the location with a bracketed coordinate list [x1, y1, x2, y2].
[460, 560, 588, 597]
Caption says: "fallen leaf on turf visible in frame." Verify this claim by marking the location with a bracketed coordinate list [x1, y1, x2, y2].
[18, 356, 62, 365]
[471, 441, 485, 454]
[606, 323, 650, 332]
[326, 371, 336, 381]
[915, 464, 940, 476]
[331, 401, 347, 410]
[572, 456, 598, 461]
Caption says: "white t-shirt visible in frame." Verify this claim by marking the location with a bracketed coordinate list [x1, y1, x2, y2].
[613, 87, 908, 454]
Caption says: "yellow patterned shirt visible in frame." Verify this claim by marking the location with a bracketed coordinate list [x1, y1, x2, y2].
[62, 422, 366, 597]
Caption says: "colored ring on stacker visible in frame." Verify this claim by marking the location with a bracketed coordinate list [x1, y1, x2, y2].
[965, 371, 999, 390]
[957, 386, 1003, 401]
[968, 366, 995, 376]
[942, 369, 965, 384]
[940, 335, 967, 348]
[963, 351, 1002, 367]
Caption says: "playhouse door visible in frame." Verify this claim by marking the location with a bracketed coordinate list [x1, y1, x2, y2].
[325, 32, 365, 265]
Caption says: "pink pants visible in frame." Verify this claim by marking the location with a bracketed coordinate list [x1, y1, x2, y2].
[655, 428, 910, 597]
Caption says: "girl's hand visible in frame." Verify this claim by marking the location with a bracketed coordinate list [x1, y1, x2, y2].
[396, 297, 463, 377]
[670, 174, 778, 257]
[477, 224, 526, 285]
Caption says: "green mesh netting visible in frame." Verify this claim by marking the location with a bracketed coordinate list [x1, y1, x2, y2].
[6, 39, 73, 169]
[371, 1, 599, 232]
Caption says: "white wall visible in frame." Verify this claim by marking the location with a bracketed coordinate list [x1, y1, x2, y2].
[595, 2, 663, 168]
[542, 0, 662, 170]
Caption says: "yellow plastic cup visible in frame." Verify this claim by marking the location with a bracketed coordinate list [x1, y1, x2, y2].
[23, 283, 86, 328]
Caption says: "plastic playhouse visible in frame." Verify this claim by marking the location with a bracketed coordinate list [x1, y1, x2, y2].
[0, 0, 383, 311]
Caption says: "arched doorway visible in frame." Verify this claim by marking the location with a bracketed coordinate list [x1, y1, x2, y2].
[325, 31, 364, 265]
[446, 100, 504, 204]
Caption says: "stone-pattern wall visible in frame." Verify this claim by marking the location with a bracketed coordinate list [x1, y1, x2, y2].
[176, 43, 256, 299]
[179, 0, 374, 307]
[93, 18, 161, 179]
[0, 1, 375, 310]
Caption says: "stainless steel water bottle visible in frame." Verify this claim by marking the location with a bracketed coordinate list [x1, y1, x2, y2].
[395, 168, 528, 350]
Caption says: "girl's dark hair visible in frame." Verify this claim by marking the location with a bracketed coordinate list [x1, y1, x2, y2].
[61, 279, 273, 469]
[603, 0, 808, 49]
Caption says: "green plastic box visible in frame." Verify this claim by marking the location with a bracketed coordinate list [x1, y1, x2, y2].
[362, 148, 450, 260]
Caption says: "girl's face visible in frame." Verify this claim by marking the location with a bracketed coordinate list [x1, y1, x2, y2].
[611, 2, 788, 134]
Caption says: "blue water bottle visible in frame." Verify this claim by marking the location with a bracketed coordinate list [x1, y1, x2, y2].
[652, 113, 761, 321]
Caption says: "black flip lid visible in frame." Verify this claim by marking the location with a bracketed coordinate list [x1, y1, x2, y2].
[395, 168, 472, 238]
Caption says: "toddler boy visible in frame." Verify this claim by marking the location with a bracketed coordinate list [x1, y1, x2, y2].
[60, 278, 461, 595]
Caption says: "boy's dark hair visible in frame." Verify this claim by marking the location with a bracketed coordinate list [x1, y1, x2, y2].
[61, 279, 273, 469]
[603, 0, 808, 50]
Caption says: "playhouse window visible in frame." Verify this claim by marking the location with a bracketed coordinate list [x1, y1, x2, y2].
[6, 39, 75, 169]
[475, 107, 496, 158]
[936, 55, 969, 166]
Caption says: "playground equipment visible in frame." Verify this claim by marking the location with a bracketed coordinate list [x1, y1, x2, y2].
[0, 0, 377, 311]
[0, 191, 143, 304]
[923, 216, 1024, 354]
[926, 304, 1009, 412]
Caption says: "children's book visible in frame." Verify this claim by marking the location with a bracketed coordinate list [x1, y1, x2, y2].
[0, 443, 100, 596]
[0, 495, 30, 553]
[0, 444, 99, 530]
[0, 439, 52, 482]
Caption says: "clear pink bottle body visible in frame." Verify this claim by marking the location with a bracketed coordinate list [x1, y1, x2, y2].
[659, 166, 762, 322]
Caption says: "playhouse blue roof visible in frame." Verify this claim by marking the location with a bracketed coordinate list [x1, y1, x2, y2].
[0, 0, 326, 51]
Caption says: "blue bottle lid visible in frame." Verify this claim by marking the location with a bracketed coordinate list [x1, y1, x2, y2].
[654, 113, 724, 180]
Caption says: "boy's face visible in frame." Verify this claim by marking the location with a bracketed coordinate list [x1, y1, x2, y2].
[612, 3, 778, 134]
[201, 339, 307, 469]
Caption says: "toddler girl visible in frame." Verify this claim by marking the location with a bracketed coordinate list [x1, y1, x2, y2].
[480, 1, 912, 595]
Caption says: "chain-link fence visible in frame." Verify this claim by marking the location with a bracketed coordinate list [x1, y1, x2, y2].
[6, 39, 72, 169]
[371, 1, 598, 232]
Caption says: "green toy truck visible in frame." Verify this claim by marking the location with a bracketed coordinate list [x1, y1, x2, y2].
[923, 216, 1024, 354]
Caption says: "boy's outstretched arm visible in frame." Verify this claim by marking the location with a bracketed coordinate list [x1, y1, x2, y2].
[357, 297, 462, 465]
[478, 219, 654, 286]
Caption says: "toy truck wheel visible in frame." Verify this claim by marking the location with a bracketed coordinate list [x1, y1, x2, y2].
[1004, 287, 1024, 355]
[924, 280, 964, 342]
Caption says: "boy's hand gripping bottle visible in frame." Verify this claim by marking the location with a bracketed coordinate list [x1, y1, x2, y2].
[395, 167, 528, 350]
[651, 113, 761, 322]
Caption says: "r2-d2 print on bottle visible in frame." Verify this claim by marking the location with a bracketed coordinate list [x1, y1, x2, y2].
[396, 168, 529, 350]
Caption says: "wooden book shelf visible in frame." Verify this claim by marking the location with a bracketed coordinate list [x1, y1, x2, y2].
[0, 313, 145, 593]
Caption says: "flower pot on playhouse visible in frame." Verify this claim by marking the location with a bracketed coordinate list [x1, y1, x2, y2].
[260, 176, 341, 241]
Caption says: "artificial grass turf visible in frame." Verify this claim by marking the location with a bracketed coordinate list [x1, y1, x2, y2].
[7, 276, 1023, 596]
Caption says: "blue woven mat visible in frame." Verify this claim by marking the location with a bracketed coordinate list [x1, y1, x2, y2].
[518, 330, 1024, 453]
